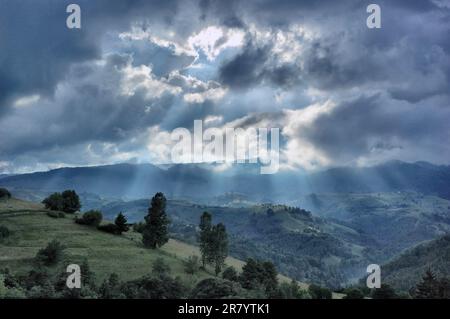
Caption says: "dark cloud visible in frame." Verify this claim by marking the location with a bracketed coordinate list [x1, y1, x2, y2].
[1, 0, 450, 172]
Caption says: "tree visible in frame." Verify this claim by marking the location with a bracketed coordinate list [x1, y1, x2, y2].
[61, 190, 81, 213]
[0, 188, 11, 199]
[415, 269, 439, 299]
[240, 259, 279, 297]
[142, 193, 170, 249]
[42, 190, 81, 213]
[210, 223, 228, 276]
[35, 240, 65, 266]
[343, 288, 364, 299]
[308, 284, 332, 299]
[114, 212, 129, 234]
[371, 284, 397, 299]
[42, 193, 64, 211]
[198, 212, 212, 268]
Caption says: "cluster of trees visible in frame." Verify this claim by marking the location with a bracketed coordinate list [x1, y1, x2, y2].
[198, 212, 229, 275]
[75, 210, 129, 235]
[42, 190, 81, 213]
[341, 269, 450, 299]
[413, 269, 450, 299]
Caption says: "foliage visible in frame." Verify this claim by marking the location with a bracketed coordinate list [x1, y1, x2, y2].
[308, 284, 332, 299]
[276, 280, 310, 299]
[42, 190, 81, 213]
[114, 212, 129, 234]
[132, 221, 145, 233]
[142, 193, 170, 249]
[210, 223, 228, 275]
[47, 211, 65, 218]
[152, 258, 171, 277]
[76, 210, 103, 227]
[190, 278, 241, 299]
[184, 255, 200, 275]
[97, 223, 121, 235]
[35, 240, 65, 266]
[0, 188, 11, 199]
[414, 269, 450, 299]
[198, 212, 212, 267]
[371, 284, 398, 299]
[239, 259, 278, 297]
[343, 288, 364, 299]
[0, 225, 10, 239]
[222, 266, 238, 282]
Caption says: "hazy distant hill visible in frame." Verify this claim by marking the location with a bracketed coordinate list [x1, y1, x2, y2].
[2, 161, 450, 200]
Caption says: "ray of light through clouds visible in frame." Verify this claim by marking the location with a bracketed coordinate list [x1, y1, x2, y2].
[0, 0, 450, 173]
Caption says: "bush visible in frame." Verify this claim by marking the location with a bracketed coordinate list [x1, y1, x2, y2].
[97, 223, 120, 235]
[190, 278, 241, 299]
[46, 211, 65, 219]
[133, 222, 145, 233]
[75, 210, 103, 227]
[35, 240, 65, 266]
[0, 226, 10, 239]
[184, 255, 200, 275]
[343, 288, 365, 299]
[0, 188, 11, 199]
[152, 258, 171, 277]
[308, 284, 332, 299]
[222, 266, 238, 282]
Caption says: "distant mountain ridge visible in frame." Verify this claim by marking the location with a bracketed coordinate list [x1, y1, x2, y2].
[1, 160, 450, 200]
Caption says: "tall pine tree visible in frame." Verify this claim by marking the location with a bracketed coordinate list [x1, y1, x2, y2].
[210, 223, 228, 276]
[198, 212, 212, 268]
[142, 193, 170, 249]
[115, 212, 129, 234]
[415, 269, 439, 299]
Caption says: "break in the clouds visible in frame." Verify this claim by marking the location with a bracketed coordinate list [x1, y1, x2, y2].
[1, 0, 450, 173]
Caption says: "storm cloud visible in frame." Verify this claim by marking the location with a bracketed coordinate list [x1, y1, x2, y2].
[1, 0, 450, 173]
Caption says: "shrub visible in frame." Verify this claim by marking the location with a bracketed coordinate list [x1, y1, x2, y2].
[0, 226, 10, 239]
[152, 258, 171, 277]
[184, 255, 200, 275]
[308, 284, 332, 299]
[0, 188, 11, 199]
[35, 240, 65, 266]
[222, 266, 238, 282]
[343, 288, 364, 299]
[75, 210, 103, 227]
[190, 278, 241, 299]
[97, 223, 120, 235]
[133, 222, 145, 233]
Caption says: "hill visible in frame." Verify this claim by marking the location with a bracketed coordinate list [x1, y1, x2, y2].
[2, 161, 450, 201]
[0, 197, 299, 292]
[381, 235, 450, 292]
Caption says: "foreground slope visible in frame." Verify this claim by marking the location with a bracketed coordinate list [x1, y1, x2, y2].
[0, 197, 296, 287]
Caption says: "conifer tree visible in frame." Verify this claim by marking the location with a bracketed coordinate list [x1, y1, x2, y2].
[142, 193, 170, 249]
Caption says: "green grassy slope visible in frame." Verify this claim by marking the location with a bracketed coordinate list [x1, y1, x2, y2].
[0, 197, 297, 289]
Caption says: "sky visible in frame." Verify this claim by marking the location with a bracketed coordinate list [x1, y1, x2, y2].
[1, 0, 450, 174]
